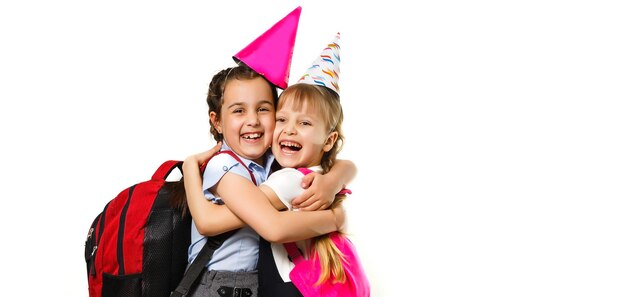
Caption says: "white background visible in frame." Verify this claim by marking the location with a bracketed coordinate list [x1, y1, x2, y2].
[1, 1, 625, 296]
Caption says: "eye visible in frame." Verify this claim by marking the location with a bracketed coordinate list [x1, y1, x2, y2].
[232, 108, 244, 114]
[276, 117, 286, 123]
[300, 121, 312, 126]
[258, 107, 271, 112]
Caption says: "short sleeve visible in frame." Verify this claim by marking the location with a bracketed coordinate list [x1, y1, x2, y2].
[202, 153, 254, 203]
[262, 168, 305, 210]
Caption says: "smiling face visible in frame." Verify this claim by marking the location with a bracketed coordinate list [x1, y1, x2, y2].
[211, 77, 275, 165]
[272, 92, 338, 169]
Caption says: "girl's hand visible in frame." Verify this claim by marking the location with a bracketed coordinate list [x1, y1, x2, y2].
[183, 142, 221, 173]
[292, 172, 337, 211]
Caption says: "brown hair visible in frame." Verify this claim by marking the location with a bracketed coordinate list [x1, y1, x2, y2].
[169, 63, 279, 215]
[206, 64, 279, 142]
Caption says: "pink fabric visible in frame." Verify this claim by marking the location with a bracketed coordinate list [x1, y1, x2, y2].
[288, 232, 370, 297]
[286, 167, 367, 295]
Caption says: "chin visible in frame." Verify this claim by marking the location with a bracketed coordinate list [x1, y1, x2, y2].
[277, 158, 298, 168]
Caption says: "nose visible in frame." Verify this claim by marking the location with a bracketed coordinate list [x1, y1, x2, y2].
[245, 112, 260, 126]
[283, 121, 296, 135]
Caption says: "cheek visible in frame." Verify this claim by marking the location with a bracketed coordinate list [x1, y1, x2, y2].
[220, 116, 235, 131]
[222, 116, 246, 134]
[272, 126, 281, 139]
[262, 115, 276, 130]
[312, 129, 329, 145]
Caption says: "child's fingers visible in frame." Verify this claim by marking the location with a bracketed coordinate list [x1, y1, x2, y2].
[300, 173, 316, 189]
[292, 188, 312, 206]
[293, 195, 317, 210]
[296, 201, 327, 211]
[196, 142, 222, 162]
[293, 173, 319, 206]
[207, 141, 221, 155]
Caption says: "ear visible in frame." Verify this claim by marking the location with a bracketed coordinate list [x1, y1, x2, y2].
[209, 111, 222, 134]
[323, 131, 338, 152]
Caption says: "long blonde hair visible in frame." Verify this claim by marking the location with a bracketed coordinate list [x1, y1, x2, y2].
[278, 83, 347, 285]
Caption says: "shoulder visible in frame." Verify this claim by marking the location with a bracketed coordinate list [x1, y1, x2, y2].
[203, 153, 243, 178]
[265, 168, 304, 189]
[263, 168, 306, 209]
[202, 152, 250, 189]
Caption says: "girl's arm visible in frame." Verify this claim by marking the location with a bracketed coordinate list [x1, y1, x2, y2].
[292, 159, 357, 210]
[184, 145, 349, 239]
[183, 147, 246, 236]
[213, 172, 343, 243]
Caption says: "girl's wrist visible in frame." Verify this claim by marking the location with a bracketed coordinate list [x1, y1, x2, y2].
[182, 158, 200, 173]
[330, 208, 339, 231]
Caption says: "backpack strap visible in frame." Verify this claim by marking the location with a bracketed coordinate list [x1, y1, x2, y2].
[152, 160, 183, 181]
[216, 150, 257, 184]
[170, 150, 256, 297]
[284, 242, 305, 265]
[170, 230, 236, 297]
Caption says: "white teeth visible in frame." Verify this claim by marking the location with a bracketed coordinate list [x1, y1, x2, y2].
[243, 133, 261, 139]
[280, 141, 301, 148]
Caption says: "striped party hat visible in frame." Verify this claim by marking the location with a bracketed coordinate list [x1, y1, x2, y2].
[297, 32, 341, 94]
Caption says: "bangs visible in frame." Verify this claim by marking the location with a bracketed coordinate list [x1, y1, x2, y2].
[277, 83, 342, 133]
[277, 84, 325, 113]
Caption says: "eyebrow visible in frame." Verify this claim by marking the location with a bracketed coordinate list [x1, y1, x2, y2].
[227, 100, 274, 109]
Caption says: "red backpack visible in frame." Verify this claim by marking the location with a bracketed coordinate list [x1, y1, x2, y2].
[85, 160, 190, 297]
[85, 151, 249, 297]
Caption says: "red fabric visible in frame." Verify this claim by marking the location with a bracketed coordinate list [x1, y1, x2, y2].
[89, 187, 131, 297]
[88, 215, 103, 297]
[88, 177, 163, 296]
[122, 181, 162, 274]
[151, 160, 181, 181]
[102, 189, 128, 275]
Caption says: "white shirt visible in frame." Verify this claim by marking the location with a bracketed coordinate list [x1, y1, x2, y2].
[261, 166, 322, 282]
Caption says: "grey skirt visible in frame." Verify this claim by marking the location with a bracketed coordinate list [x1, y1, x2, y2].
[188, 270, 258, 297]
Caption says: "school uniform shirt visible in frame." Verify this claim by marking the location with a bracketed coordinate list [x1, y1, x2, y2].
[187, 143, 275, 271]
[261, 166, 321, 282]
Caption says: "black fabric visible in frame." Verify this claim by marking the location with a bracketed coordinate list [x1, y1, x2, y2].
[142, 186, 192, 297]
[85, 213, 101, 275]
[257, 238, 302, 297]
[102, 273, 142, 297]
[170, 230, 236, 297]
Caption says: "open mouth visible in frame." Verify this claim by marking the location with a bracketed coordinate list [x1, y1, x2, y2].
[242, 132, 262, 140]
[280, 140, 302, 152]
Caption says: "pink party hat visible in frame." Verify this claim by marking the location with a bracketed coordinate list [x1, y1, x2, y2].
[297, 32, 341, 94]
[233, 6, 302, 89]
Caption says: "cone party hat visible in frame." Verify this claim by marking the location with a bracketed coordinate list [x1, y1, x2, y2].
[233, 6, 301, 89]
[297, 32, 341, 94]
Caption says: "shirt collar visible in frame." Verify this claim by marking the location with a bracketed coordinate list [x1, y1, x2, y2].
[220, 142, 275, 171]
[308, 165, 323, 173]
